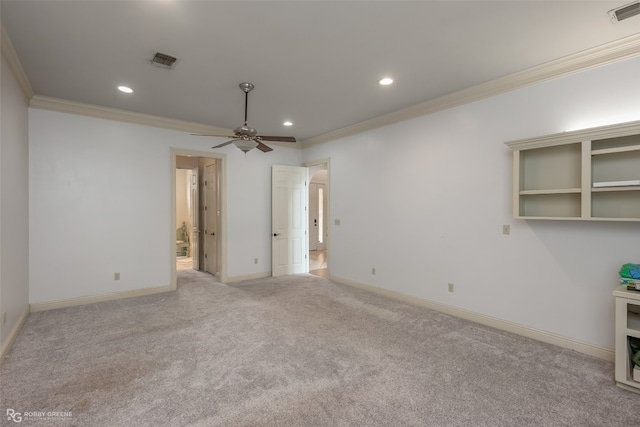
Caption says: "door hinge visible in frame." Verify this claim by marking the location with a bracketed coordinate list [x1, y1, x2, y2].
[204, 206, 207, 211]
[205, 253, 208, 259]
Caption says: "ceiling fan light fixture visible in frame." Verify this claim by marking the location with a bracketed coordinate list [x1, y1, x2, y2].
[234, 139, 259, 153]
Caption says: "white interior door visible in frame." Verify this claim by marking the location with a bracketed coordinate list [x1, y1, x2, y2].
[190, 168, 199, 270]
[272, 165, 307, 276]
[308, 183, 318, 251]
[203, 161, 217, 275]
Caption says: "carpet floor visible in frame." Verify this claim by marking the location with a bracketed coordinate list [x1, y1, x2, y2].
[1, 270, 639, 426]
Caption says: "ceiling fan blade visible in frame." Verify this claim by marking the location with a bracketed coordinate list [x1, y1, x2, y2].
[192, 133, 236, 138]
[257, 135, 297, 143]
[256, 141, 273, 152]
[211, 139, 238, 149]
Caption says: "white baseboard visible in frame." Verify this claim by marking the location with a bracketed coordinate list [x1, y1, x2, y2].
[0, 304, 30, 365]
[30, 285, 173, 312]
[225, 271, 271, 283]
[330, 275, 614, 362]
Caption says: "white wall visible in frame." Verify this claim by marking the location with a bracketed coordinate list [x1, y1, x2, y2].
[0, 49, 30, 346]
[29, 110, 301, 303]
[303, 56, 640, 350]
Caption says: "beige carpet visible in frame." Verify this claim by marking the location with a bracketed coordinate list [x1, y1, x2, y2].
[1, 270, 639, 426]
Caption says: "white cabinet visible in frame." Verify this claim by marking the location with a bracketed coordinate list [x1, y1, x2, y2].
[613, 286, 640, 393]
[505, 120, 640, 221]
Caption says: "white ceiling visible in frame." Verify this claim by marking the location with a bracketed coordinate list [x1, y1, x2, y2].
[2, 1, 639, 143]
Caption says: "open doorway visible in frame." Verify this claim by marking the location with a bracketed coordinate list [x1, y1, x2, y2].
[175, 154, 222, 278]
[307, 162, 329, 278]
[175, 167, 197, 271]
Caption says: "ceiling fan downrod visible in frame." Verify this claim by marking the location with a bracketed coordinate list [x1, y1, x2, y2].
[239, 82, 254, 126]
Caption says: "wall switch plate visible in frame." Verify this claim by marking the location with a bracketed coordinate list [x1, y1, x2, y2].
[114, 272, 120, 280]
[502, 225, 510, 235]
[371, 267, 376, 275]
[254, 258, 258, 264]
[2, 312, 6, 325]
[334, 219, 341, 226]
[448, 283, 454, 292]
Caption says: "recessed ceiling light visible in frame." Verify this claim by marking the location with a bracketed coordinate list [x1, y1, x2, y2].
[378, 77, 393, 86]
[118, 86, 133, 94]
[283, 121, 293, 126]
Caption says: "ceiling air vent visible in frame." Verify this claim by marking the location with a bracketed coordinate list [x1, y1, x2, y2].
[150, 52, 178, 69]
[608, 1, 640, 23]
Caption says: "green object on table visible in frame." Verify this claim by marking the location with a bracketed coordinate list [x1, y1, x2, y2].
[620, 263, 640, 279]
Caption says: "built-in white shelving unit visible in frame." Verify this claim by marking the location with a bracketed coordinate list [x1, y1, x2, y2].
[612, 286, 640, 394]
[505, 120, 640, 221]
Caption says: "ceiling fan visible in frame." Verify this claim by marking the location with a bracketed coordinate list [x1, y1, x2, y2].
[194, 82, 296, 153]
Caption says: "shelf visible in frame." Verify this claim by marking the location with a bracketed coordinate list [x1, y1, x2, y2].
[592, 191, 640, 220]
[519, 193, 581, 218]
[592, 150, 640, 187]
[592, 134, 640, 153]
[629, 307, 640, 332]
[612, 287, 640, 301]
[592, 186, 640, 192]
[614, 287, 640, 393]
[520, 188, 581, 195]
[517, 216, 582, 221]
[592, 145, 640, 155]
[507, 120, 640, 222]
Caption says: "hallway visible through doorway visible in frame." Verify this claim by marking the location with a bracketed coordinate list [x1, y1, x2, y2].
[175, 154, 221, 277]
[177, 256, 193, 271]
[309, 250, 327, 278]
[307, 161, 329, 278]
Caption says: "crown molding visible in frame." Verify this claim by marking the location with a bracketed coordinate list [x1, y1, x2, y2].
[29, 95, 301, 148]
[30, 95, 235, 136]
[0, 21, 34, 100]
[302, 33, 640, 148]
[505, 118, 640, 150]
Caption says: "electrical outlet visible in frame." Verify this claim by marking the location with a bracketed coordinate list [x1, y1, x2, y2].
[254, 258, 258, 264]
[448, 283, 454, 293]
[2, 312, 6, 325]
[114, 272, 120, 281]
[334, 219, 341, 226]
[371, 267, 376, 275]
[502, 224, 510, 235]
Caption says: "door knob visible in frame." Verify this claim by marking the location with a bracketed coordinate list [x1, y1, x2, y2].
[210, 232, 215, 236]
[273, 233, 281, 237]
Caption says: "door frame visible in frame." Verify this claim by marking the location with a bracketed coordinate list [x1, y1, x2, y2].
[304, 158, 330, 275]
[170, 148, 227, 289]
[202, 160, 219, 276]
